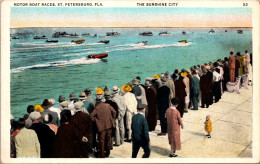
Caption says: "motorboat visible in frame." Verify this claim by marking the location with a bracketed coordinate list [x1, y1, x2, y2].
[11, 36, 19, 39]
[46, 39, 58, 43]
[71, 39, 85, 44]
[238, 30, 243, 34]
[178, 40, 188, 43]
[209, 29, 215, 33]
[182, 31, 186, 35]
[82, 33, 90, 36]
[34, 35, 48, 39]
[106, 31, 121, 36]
[139, 31, 153, 36]
[159, 31, 171, 36]
[137, 41, 147, 45]
[87, 53, 108, 59]
[98, 40, 110, 44]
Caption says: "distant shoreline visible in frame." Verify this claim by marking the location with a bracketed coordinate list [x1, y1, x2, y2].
[10, 27, 253, 29]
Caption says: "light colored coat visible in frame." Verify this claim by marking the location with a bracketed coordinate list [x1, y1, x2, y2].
[137, 85, 148, 105]
[183, 76, 190, 94]
[123, 92, 137, 140]
[166, 79, 175, 99]
[15, 128, 40, 158]
[166, 107, 183, 150]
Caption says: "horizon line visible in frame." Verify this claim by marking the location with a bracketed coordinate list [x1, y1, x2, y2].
[11, 26, 253, 29]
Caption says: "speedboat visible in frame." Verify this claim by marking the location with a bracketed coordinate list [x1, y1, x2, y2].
[106, 32, 121, 36]
[11, 36, 19, 39]
[209, 29, 215, 33]
[82, 33, 90, 36]
[137, 41, 147, 45]
[178, 40, 188, 43]
[87, 53, 108, 59]
[139, 31, 153, 36]
[159, 31, 171, 36]
[46, 40, 58, 43]
[238, 30, 243, 34]
[182, 31, 186, 35]
[71, 39, 85, 44]
[98, 40, 110, 44]
[33, 35, 48, 39]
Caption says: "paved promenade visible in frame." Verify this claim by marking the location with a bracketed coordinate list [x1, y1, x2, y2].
[109, 86, 253, 158]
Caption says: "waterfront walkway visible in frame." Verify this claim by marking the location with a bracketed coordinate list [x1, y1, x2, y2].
[109, 86, 253, 158]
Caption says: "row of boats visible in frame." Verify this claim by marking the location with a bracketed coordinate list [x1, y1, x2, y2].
[11, 29, 244, 40]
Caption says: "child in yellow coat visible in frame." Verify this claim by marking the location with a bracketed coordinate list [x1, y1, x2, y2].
[204, 115, 212, 138]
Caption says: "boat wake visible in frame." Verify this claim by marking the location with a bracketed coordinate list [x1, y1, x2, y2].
[11, 58, 101, 73]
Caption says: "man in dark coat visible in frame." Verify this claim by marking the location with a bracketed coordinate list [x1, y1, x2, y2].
[144, 80, 158, 131]
[131, 104, 150, 158]
[91, 100, 116, 158]
[206, 67, 214, 105]
[70, 101, 93, 158]
[223, 58, 230, 91]
[200, 69, 211, 108]
[41, 99, 60, 126]
[52, 110, 77, 158]
[173, 75, 186, 117]
[29, 111, 55, 158]
[190, 70, 200, 110]
[157, 76, 170, 136]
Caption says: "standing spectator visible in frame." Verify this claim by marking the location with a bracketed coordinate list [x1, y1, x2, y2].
[70, 101, 92, 158]
[131, 104, 150, 158]
[213, 68, 221, 103]
[223, 57, 230, 91]
[121, 84, 137, 142]
[41, 99, 60, 126]
[245, 50, 250, 73]
[112, 86, 126, 146]
[11, 118, 24, 158]
[52, 110, 76, 158]
[166, 98, 183, 157]
[157, 76, 170, 136]
[200, 69, 211, 108]
[14, 118, 40, 158]
[29, 111, 55, 158]
[190, 70, 200, 110]
[68, 93, 77, 113]
[84, 88, 96, 105]
[235, 53, 241, 78]
[144, 80, 158, 131]
[228, 51, 236, 82]
[42, 114, 58, 134]
[182, 70, 190, 113]
[91, 97, 116, 158]
[25, 105, 34, 128]
[48, 99, 61, 120]
[174, 75, 186, 118]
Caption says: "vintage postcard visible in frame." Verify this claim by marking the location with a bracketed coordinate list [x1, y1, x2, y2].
[1, 0, 259, 163]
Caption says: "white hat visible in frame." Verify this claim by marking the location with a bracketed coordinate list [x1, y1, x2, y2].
[74, 101, 84, 111]
[48, 99, 55, 105]
[29, 111, 41, 121]
[112, 86, 120, 93]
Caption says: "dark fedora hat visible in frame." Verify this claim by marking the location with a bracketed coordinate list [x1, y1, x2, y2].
[41, 99, 51, 108]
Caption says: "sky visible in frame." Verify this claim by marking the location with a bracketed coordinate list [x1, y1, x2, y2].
[10, 7, 252, 28]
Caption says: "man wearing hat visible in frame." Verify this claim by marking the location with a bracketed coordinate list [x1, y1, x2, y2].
[157, 75, 170, 136]
[48, 99, 61, 120]
[41, 99, 60, 126]
[165, 71, 175, 100]
[14, 118, 40, 158]
[91, 95, 116, 158]
[29, 111, 55, 158]
[104, 90, 118, 149]
[68, 93, 77, 113]
[84, 88, 95, 105]
[70, 101, 93, 158]
[77, 92, 89, 114]
[133, 78, 148, 110]
[132, 78, 142, 106]
[200, 69, 211, 108]
[112, 85, 127, 146]
[95, 88, 106, 106]
[121, 84, 138, 142]
[190, 70, 200, 110]
[131, 104, 150, 158]
[144, 80, 158, 132]
[181, 69, 190, 113]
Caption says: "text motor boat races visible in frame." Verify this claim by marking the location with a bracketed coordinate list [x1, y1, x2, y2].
[71, 39, 85, 44]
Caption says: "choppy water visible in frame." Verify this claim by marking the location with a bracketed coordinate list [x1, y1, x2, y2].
[10, 27, 252, 118]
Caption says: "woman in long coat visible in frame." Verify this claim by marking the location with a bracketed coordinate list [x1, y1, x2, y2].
[52, 110, 76, 158]
[166, 98, 183, 157]
[144, 81, 158, 131]
[174, 75, 186, 117]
